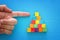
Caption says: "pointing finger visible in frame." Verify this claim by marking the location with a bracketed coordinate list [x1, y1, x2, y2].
[12, 11, 30, 17]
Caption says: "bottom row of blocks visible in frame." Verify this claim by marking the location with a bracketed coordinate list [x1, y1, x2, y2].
[27, 28, 47, 32]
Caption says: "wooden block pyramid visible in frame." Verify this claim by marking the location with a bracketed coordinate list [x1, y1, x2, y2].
[27, 12, 47, 32]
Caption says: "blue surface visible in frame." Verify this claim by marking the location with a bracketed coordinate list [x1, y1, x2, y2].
[0, 0, 60, 40]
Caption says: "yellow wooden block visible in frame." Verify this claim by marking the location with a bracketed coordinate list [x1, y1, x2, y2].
[27, 28, 31, 32]
[30, 24, 34, 28]
[35, 12, 39, 16]
[42, 24, 46, 28]
[36, 16, 41, 20]
[35, 20, 40, 24]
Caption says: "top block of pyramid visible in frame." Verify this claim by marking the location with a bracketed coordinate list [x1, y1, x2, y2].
[35, 12, 40, 16]
[35, 12, 41, 20]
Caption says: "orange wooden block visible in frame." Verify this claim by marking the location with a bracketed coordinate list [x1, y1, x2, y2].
[36, 16, 41, 20]
[30, 24, 34, 28]
[39, 27, 43, 32]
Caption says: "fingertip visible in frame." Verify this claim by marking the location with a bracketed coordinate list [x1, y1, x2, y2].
[12, 11, 30, 17]
[25, 12, 30, 16]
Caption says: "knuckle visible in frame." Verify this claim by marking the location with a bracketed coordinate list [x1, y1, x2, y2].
[0, 5, 6, 7]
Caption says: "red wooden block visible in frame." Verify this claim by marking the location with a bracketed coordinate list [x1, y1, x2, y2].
[31, 20, 35, 24]
[31, 28, 35, 32]
[38, 24, 42, 28]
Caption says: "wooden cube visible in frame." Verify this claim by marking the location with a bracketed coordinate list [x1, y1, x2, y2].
[27, 28, 31, 32]
[35, 12, 39, 16]
[35, 20, 40, 24]
[38, 24, 42, 28]
[39, 27, 43, 32]
[36, 16, 41, 20]
[34, 24, 38, 28]
[30, 24, 34, 28]
[35, 28, 38, 32]
[43, 28, 47, 32]
[42, 24, 46, 29]
[31, 20, 35, 24]
[31, 28, 35, 32]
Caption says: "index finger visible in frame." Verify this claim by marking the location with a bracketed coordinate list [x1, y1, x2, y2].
[12, 11, 30, 17]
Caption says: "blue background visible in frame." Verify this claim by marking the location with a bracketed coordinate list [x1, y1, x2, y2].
[0, 0, 60, 40]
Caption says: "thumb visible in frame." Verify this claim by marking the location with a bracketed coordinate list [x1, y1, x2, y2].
[12, 11, 30, 17]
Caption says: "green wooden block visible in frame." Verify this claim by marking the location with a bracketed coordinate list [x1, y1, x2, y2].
[43, 28, 47, 32]
[34, 24, 38, 28]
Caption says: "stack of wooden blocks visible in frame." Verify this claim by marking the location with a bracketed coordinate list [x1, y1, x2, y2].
[27, 12, 47, 32]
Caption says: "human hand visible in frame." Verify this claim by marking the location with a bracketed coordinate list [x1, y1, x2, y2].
[0, 5, 30, 34]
